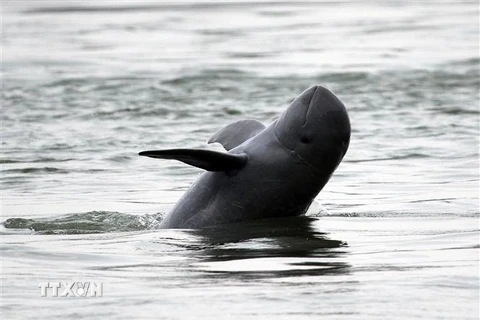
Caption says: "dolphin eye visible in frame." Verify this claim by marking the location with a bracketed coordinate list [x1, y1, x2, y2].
[301, 136, 311, 144]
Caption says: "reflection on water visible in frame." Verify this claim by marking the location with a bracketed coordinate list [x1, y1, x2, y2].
[189, 217, 350, 278]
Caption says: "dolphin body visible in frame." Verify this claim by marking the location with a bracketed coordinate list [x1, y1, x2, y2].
[139, 85, 351, 229]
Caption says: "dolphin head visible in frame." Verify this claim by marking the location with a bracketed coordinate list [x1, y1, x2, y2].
[274, 85, 351, 174]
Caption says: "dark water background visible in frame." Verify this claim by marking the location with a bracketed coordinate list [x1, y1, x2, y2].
[1, 1, 479, 319]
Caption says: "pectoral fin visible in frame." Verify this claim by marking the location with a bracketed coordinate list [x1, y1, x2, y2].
[208, 119, 266, 150]
[139, 149, 247, 171]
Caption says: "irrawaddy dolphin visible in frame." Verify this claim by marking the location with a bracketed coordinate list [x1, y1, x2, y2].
[139, 85, 351, 229]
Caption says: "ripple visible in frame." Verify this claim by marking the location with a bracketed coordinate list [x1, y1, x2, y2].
[1, 167, 69, 174]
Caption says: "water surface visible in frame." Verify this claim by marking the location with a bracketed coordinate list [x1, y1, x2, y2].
[1, 1, 479, 319]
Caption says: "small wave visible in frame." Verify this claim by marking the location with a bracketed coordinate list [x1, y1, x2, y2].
[1, 167, 69, 174]
[162, 68, 249, 86]
[345, 153, 429, 163]
[23, 2, 314, 15]
[2, 211, 164, 235]
[429, 107, 480, 115]
[319, 212, 476, 218]
[24, 4, 184, 14]
[0, 157, 74, 164]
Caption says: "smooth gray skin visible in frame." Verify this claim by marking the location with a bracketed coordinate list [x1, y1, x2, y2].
[142, 85, 351, 229]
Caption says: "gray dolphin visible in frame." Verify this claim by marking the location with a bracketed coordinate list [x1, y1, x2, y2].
[139, 85, 351, 229]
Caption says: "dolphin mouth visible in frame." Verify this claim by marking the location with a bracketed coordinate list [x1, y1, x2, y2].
[273, 85, 350, 174]
[303, 85, 346, 127]
[302, 85, 320, 127]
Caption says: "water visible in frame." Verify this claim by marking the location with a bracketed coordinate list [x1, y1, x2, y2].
[1, 1, 479, 319]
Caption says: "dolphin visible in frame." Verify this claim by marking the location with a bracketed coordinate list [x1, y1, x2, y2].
[139, 85, 351, 229]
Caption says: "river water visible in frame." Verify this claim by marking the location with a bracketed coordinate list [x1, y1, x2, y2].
[1, 1, 479, 319]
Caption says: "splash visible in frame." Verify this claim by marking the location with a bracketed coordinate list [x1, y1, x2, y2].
[2, 211, 164, 235]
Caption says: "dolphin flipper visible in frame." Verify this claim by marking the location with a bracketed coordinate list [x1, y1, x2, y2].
[208, 120, 266, 150]
[139, 149, 247, 171]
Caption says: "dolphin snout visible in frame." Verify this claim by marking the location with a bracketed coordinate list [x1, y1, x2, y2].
[274, 85, 349, 145]
[309, 85, 345, 114]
